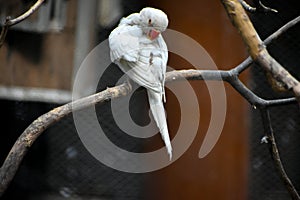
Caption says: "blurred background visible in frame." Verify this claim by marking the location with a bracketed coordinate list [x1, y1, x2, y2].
[0, 0, 299, 199]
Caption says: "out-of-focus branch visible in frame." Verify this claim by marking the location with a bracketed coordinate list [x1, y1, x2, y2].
[0, 18, 9, 47]
[238, 0, 278, 13]
[0, 0, 45, 48]
[260, 110, 300, 200]
[221, 0, 300, 101]
[238, 0, 256, 13]
[4, 0, 45, 27]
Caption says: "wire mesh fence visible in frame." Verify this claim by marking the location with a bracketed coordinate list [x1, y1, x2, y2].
[0, 74, 147, 200]
[248, 0, 300, 199]
[0, 60, 148, 200]
[1, 1, 300, 200]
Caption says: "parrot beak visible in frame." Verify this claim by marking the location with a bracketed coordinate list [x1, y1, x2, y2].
[148, 29, 160, 40]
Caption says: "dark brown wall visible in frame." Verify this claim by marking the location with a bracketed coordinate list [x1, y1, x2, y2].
[145, 1, 249, 199]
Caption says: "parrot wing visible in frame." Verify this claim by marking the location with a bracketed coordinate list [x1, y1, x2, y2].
[109, 25, 140, 63]
[109, 25, 164, 94]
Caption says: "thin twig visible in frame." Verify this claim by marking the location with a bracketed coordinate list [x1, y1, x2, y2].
[256, 0, 278, 13]
[264, 16, 300, 45]
[238, 0, 278, 13]
[5, 0, 45, 27]
[232, 15, 300, 74]
[0, 0, 45, 48]
[0, 18, 9, 48]
[260, 109, 300, 200]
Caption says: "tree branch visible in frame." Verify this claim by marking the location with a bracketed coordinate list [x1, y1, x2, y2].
[221, 0, 300, 198]
[0, 3, 299, 198]
[0, 67, 297, 197]
[260, 109, 300, 200]
[234, 15, 300, 74]
[0, 0, 45, 48]
[0, 82, 132, 196]
[0, 18, 9, 48]
[221, 0, 300, 101]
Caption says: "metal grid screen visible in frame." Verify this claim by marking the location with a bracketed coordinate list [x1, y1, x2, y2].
[1, 1, 300, 200]
[248, 0, 300, 199]
[1, 64, 150, 200]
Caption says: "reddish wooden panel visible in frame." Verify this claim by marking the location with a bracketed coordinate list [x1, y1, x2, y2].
[145, 1, 249, 199]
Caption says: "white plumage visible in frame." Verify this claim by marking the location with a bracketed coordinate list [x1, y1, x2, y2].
[109, 7, 172, 160]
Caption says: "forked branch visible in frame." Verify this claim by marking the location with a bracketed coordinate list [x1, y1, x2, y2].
[221, 0, 300, 198]
[222, 0, 300, 101]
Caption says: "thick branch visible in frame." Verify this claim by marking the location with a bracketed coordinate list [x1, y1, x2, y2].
[0, 82, 132, 196]
[221, 2, 300, 197]
[0, 69, 226, 196]
[260, 110, 300, 200]
[221, 0, 300, 101]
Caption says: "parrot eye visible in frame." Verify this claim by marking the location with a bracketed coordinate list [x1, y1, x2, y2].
[148, 19, 152, 24]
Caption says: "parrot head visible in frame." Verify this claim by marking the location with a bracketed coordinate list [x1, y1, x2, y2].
[139, 7, 168, 40]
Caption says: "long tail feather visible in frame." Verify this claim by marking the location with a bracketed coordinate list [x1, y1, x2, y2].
[147, 90, 172, 160]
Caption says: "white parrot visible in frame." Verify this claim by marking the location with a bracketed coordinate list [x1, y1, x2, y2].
[108, 7, 172, 160]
